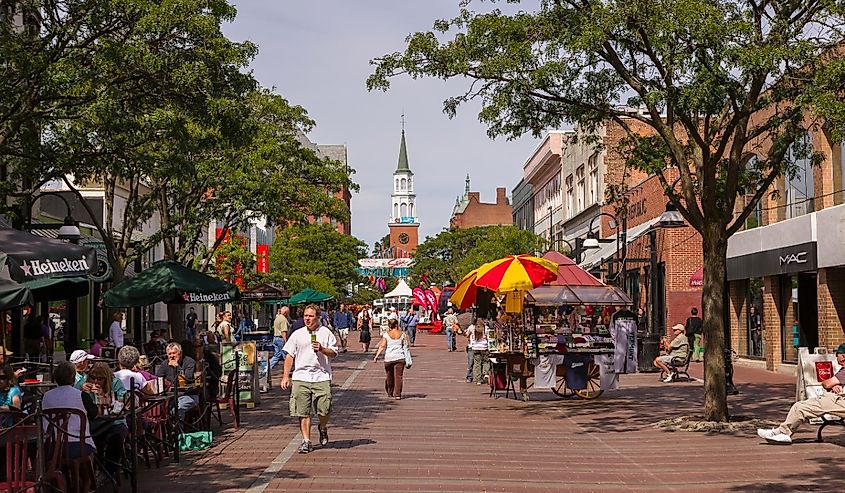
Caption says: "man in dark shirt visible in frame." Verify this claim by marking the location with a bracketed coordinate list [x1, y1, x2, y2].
[685, 308, 704, 362]
[155, 342, 198, 424]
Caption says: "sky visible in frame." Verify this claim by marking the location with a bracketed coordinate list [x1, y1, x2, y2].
[222, 1, 542, 252]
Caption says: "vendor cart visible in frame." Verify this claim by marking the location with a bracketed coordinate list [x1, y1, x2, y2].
[488, 283, 632, 401]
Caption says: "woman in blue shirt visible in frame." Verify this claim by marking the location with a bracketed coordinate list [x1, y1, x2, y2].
[0, 365, 22, 409]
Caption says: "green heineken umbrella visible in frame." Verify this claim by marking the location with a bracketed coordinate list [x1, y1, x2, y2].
[287, 288, 333, 305]
[0, 278, 33, 310]
[103, 260, 239, 307]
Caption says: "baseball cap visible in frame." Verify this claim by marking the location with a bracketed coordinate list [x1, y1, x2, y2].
[69, 350, 95, 364]
[672, 324, 685, 332]
[835, 343, 845, 354]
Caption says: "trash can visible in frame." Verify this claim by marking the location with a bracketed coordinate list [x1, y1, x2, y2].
[638, 334, 661, 372]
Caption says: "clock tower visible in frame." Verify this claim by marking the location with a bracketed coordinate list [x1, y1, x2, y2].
[388, 126, 419, 254]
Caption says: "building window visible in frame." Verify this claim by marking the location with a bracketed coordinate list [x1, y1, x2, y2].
[409, 203, 414, 217]
[588, 154, 598, 206]
[400, 178, 407, 190]
[395, 178, 399, 192]
[838, 141, 845, 206]
[785, 131, 815, 219]
[746, 278, 763, 358]
[744, 155, 763, 230]
[393, 203, 398, 218]
[400, 203, 408, 217]
[409, 177, 413, 191]
[565, 175, 574, 219]
[576, 166, 585, 214]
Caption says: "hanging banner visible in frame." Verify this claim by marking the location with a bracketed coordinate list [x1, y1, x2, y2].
[423, 289, 437, 311]
[256, 244, 269, 273]
[358, 258, 414, 268]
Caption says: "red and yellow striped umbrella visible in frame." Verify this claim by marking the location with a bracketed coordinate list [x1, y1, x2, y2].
[448, 268, 481, 310]
[474, 254, 559, 293]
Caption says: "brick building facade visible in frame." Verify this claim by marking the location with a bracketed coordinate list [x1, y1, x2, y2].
[726, 119, 845, 373]
[450, 178, 513, 229]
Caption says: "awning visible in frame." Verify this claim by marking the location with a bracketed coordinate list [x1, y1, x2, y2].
[0, 228, 97, 282]
[103, 260, 240, 307]
[578, 217, 661, 269]
[541, 251, 604, 286]
[241, 283, 289, 302]
[690, 267, 703, 287]
[527, 284, 633, 306]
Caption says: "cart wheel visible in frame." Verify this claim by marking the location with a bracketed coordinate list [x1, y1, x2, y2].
[575, 361, 604, 400]
[551, 375, 569, 398]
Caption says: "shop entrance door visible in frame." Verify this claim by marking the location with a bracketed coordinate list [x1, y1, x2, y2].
[798, 273, 818, 349]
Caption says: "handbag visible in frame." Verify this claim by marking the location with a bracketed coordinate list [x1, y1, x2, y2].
[402, 334, 413, 369]
[178, 431, 213, 451]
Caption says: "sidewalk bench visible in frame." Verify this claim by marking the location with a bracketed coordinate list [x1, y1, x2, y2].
[816, 413, 845, 443]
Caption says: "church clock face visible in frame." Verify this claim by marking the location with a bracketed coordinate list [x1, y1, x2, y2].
[398, 233, 410, 244]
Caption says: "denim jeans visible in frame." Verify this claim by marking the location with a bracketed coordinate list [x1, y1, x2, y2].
[405, 326, 417, 345]
[269, 336, 286, 369]
[466, 347, 474, 381]
[445, 327, 456, 350]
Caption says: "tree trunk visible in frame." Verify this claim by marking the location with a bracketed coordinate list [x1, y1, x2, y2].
[701, 224, 729, 422]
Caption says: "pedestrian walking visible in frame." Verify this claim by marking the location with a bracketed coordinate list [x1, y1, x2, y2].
[269, 306, 290, 369]
[332, 304, 354, 353]
[185, 307, 198, 342]
[685, 308, 703, 362]
[373, 319, 408, 400]
[401, 308, 419, 347]
[469, 318, 490, 385]
[281, 305, 338, 454]
[443, 308, 458, 352]
[358, 308, 373, 352]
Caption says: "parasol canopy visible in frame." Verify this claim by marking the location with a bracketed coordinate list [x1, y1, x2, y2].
[287, 288, 333, 305]
[474, 254, 559, 293]
[0, 228, 96, 282]
[0, 278, 33, 311]
[103, 260, 239, 307]
[449, 268, 481, 309]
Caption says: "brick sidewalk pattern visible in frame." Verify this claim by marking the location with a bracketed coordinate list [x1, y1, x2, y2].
[138, 333, 845, 492]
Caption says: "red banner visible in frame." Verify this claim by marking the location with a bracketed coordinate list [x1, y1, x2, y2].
[412, 287, 426, 306]
[256, 244, 269, 273]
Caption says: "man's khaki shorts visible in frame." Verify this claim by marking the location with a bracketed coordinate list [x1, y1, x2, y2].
[290, 380, 332, 417]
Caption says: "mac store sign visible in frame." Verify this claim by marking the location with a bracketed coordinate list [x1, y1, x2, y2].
[727, 241, 818, 281]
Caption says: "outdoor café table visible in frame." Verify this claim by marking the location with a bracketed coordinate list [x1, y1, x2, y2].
[20, 381, 57, 396]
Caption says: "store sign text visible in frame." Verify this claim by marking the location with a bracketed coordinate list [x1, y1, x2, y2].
[779, 252, 808, 266]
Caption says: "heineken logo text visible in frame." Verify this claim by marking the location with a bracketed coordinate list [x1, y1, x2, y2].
[22, 257, 89, 277]
[183, 292, 231, 303]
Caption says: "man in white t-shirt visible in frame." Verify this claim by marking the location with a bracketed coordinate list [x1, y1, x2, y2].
[281, 304, 338, 454]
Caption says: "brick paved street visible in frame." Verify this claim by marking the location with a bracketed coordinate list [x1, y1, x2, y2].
[138, 333, 845, 492]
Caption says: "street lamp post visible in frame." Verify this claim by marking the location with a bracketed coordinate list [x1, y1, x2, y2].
[581, 212, 627, 288]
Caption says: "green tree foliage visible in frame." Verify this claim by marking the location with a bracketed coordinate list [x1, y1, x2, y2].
[212, 239, 258, 290]
[412, 226, 545, 285]
[267, 224, 367, 299]
[369, 0, 845, 421]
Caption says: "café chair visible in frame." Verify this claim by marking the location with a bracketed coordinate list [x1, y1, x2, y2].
[213, 370, 239, 430]
[42, 408, 94, 493]
[1, 424, 37, 493]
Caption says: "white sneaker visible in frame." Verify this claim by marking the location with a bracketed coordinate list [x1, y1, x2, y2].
[757, 428, 792, 444]
[663, 374, 675, 383]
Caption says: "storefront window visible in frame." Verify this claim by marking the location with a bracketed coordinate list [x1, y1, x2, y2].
[780, 273, 819, 364]
[785, 132, 815, 219]
[744, 156, 763, 229]
[746, 278, 763, 358]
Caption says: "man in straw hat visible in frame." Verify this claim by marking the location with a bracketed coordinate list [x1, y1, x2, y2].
[757, 343, 845, 444]
[653, 324, 689, 383]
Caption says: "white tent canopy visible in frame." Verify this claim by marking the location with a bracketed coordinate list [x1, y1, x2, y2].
[384, 279, 412, 298]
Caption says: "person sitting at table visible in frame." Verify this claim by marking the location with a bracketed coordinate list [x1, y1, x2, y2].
[0, 365, 22, 411]
[42, 362, 97, 459]
[90, 336, 109, 357]
[0, 347, 25, 378]
[83, 362, 128, 479]
[70, 349, 95, 389]
[155, 342, 198, 426]
[115, 346, 154, 396]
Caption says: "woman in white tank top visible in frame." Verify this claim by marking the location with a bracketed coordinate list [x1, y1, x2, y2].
[373, 319, 408, 399]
